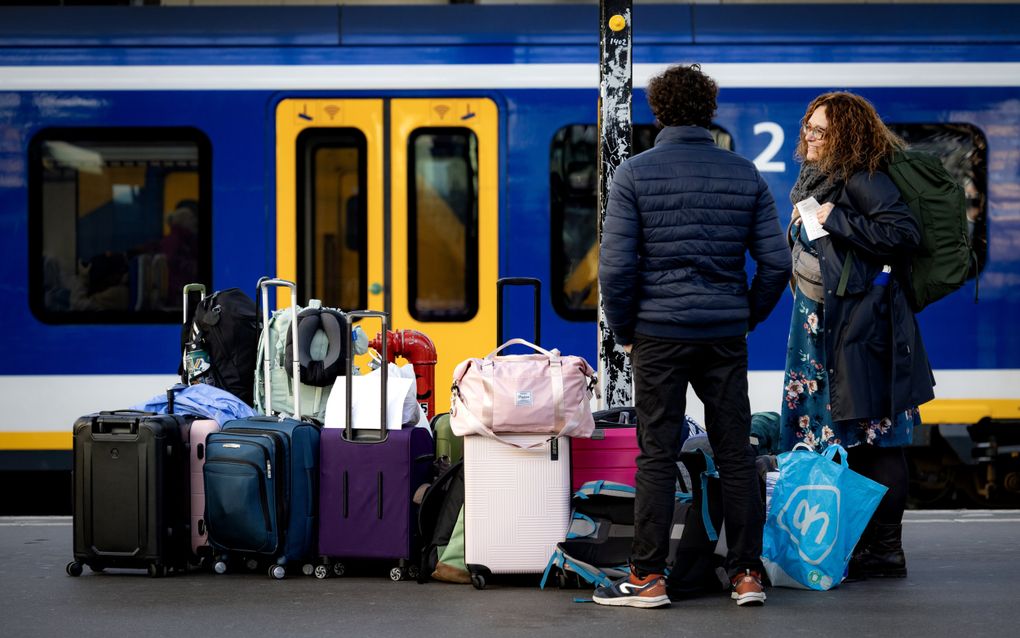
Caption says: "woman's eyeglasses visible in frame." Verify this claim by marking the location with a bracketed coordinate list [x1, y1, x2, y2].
[802, 123, 827, 141]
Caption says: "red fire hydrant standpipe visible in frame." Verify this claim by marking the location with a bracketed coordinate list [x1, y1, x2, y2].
[368, 329, 437, 422]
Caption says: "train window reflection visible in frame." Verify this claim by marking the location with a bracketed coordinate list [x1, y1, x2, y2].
[408, 128, 479, 322]
[888, 123, 988, 275]
[297, 128, 367, 310]
[29, 128, 211, 324]
[550, 124, 734, 321]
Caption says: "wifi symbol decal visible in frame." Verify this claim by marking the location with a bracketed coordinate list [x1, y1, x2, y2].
[324, 105, 340, 121]
[433, 104, 449, 120]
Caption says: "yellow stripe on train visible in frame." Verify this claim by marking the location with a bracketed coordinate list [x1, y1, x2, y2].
[919, 399, 1020, 424]
[0, 432, 72, 451]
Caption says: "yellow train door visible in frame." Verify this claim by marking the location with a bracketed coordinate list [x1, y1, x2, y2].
[275, 97, 498, 416]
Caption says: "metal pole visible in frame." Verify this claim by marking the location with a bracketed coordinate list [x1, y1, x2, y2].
[597, 0, 633, 410]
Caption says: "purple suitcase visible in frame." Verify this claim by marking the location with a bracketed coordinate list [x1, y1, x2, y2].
[316, 311, 435, 581]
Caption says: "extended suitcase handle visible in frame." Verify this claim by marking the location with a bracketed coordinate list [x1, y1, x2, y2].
[182, 283, 206, 325]
[259, 278, 301, 420]
[496, 277, 540, 347]
[343, 310, 388, 443]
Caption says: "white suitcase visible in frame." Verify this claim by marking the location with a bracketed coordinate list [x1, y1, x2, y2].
[463, 433, 571, 589]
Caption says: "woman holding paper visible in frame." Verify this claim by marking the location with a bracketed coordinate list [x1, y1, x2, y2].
[779, 92, 935, 578]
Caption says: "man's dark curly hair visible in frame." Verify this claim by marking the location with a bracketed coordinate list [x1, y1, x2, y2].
[646, 64, 718, 129]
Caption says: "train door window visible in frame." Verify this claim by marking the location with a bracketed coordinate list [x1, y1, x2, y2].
[888, 123, 988, 274]
[407, 128, 479, 321]
[296, 129, 367, 310]
[28, 128, 211, 324]
[550, 123, 734, 321]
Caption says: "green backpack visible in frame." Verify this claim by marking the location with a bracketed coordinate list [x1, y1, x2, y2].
[885, 149, 977, 311]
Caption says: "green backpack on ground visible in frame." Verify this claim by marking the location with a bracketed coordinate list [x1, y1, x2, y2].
[885, 149, 977, 311]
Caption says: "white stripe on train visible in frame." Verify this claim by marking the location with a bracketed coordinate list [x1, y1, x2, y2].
[1, 63, 1019, 91]
[0, 369, 1016, 433]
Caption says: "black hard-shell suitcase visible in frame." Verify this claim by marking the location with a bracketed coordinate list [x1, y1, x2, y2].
[67, 410, 190, 577]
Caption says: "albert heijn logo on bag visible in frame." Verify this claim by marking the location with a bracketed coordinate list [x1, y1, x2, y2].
[775, 485, 840, 567]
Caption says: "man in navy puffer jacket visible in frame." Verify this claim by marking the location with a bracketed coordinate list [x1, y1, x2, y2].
[595, 64, 790, 609]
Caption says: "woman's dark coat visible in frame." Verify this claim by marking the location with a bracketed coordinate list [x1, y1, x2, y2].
[815, 170, 936, 422]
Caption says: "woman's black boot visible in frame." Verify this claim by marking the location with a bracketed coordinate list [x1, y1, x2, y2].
[852, 523, 907, 578]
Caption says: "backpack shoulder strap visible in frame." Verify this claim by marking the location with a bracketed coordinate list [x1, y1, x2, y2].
[836, 250, 854, 297]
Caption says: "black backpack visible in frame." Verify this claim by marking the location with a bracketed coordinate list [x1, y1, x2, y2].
[542, 481, 660, 590]
[666, 448, 730, 599]
[417, 460, 465, 583]
[179, 288, 259, 406]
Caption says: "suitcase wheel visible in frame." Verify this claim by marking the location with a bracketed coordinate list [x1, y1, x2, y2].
[147, 564, 167, 578]
[470, 573, 486, 590]
[213, 560, 228, 575]
[65, 561, 83, 577]
[389, 566, 404, 582]
[268, 564, 286, 580]
[245, 558, 260, 572]
[313, 564, 330, 580]
[406, 564, 420, 580]
[332, 562, 346, 578]
[301, 563, 314, 577]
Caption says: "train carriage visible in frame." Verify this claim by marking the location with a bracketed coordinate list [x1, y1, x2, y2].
[0, 3, 1018, 506]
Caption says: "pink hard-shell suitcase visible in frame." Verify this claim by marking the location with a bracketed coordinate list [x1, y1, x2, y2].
[177, 283, 222, 561]
[570, 407, 639, 492]
[183, 418, 220, 559]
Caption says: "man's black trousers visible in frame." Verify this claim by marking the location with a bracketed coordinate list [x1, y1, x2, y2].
[630, 334, 764, 578]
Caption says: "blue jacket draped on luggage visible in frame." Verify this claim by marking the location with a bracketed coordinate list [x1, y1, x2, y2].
[134, 383, 255, 426]
[599, 126, 791, 344]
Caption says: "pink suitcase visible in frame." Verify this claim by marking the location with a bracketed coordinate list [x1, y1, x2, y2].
[569, 408, 705, 492]
[570, 407, 639, 492]
[182, 418, 221, 559]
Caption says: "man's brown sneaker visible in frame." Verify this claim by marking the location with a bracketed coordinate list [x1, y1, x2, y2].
[593, 571, 670, 609]
[730, 569, 766, 606]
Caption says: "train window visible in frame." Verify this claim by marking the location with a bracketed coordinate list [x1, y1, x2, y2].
[407, 128, 479, 322]
[28, 128, 211, 324]
[550, 124, 734, 321]
[296, 128, 367, 310]
[888, 123, 988, 275]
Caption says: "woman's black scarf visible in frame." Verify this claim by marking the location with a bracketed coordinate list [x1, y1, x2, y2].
[790, 161, 843, 208]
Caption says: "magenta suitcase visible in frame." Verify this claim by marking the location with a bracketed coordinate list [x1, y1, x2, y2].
[570, 407, 639, 492]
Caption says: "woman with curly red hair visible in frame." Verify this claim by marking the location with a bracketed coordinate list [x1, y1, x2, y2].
[780, 92, 935, 578]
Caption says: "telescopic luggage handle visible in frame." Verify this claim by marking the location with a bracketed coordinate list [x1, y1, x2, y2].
[344, 310, 388, 443]
[496, 277, 541, 347]
[181, 283, 208, 381]
[259, 278, 301, 420]
[182, 283, 206, 325]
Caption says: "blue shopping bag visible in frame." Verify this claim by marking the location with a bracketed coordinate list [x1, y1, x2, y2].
[762, 444, 887, 590]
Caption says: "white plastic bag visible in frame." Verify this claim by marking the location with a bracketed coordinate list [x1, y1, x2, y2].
[324, 362, 419, 430]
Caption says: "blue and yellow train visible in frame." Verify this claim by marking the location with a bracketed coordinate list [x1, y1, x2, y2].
[1, 3, 1018, 505]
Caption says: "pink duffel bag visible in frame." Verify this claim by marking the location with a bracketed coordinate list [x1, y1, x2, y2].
[450, 338, 599, 446]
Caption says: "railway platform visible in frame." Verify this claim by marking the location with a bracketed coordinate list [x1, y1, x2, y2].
[1, 510, 1018, 638]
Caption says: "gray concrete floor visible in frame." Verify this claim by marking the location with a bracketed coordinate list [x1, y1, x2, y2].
[1, 511, 1018, 638]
